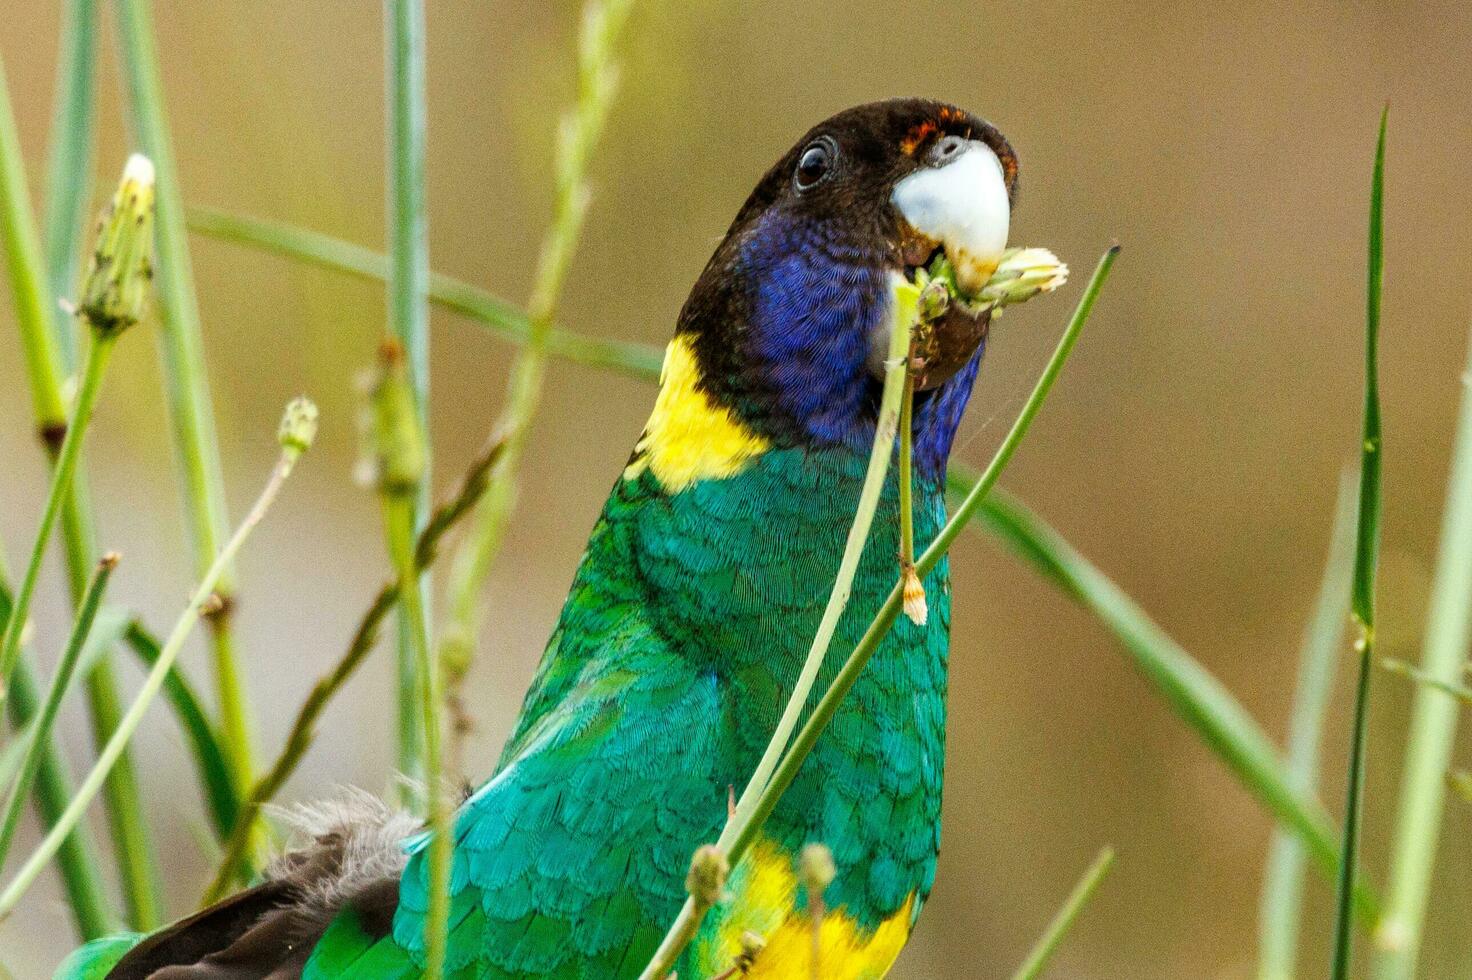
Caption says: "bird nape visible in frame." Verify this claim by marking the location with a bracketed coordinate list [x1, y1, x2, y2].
[59, 98, 1020, 980]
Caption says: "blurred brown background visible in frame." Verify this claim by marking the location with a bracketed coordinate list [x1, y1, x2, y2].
[2, 1, 1471, 976]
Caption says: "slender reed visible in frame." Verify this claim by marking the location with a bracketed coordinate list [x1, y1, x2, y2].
[121, 622, 238, 839]
[639, 246, 1118, 980]
[41, 0, 100, 371]
[0, 554, 118, 869]
[1257, 473, 1357, 980]
[5, 42, 162, 929]
[360, 339, 448, 974]
[1009, 847, 1116, 980]
[113, 0, 255, 800]
[1371, 337, 1472, 973]
[0, 336, 116, 698]
[186, 207, 668, 378]
[970, 486, 1377, 922]
[0, 398, 317, 924]
[715, 278, 917, 876]
[0, 151, 154, 703]
[384, 0, 432, 800]
[0, 574, 112, 938]
[440, 0, 635, 770]
[1330, 107, 1387, 980]
[203, 435, 502, 900]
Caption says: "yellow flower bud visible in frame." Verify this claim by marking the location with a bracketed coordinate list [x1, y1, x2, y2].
[77, 154, 156, 337]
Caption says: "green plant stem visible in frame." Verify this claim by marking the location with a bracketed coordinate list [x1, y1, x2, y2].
[384, 0, 431, 803]
[185, 207, 666, 379]
[0, 555, 116, 870]
[1331, 106, 1387, 980]
[122, 622, 238, 839]
[202, 436, 499, 900]
[0, 577, 112, 938]
[721, 276, 915, 855]
[441, 0, 635, 770]
[114, 0, 254, 803]
[386, 494, 449, 979]
[2, 51, 160, 928]
[41, 0, 99, 372]
[640, 246, 1118, 980]
[0, 433, 305, 924]
[0, 53, 68, 436]
[898, 371, 917, 567]
[1009, 847, 1116, 980]
[1371, 320, 1472, 975]
[0, 335, 117, 699]
[1258, 473, 1357, 980]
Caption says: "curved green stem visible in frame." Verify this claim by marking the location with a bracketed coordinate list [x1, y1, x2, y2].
[114, 0, 254, 803]
[0, 334, 117, 700]
[640, 246, 1117, 980]
[0, 555, 116, 869]
[1009, 847, 1115, 980]
[0, 583, 113, 938]
[0, 432, 305, 923]
[385, 494, 449, 979]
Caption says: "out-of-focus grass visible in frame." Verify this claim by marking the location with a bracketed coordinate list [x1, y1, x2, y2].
[1257, 471, 1356, 980]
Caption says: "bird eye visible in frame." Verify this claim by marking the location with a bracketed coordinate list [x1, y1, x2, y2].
[932, 135, 967, 165]
[794, 138, 836, 191]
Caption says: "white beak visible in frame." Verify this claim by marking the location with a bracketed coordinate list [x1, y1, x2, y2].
[890, 140, 1011, 293]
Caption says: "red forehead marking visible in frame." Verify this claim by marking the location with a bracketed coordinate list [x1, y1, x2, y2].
[900, 120, 938, 156]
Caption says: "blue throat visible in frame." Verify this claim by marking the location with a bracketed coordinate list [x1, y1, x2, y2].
[736, 209, 983, 480]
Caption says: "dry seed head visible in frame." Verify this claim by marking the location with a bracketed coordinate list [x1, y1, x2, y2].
[799, 843, 836, 899]
[685, 844, 729, 907]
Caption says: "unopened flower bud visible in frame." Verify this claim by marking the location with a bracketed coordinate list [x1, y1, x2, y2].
[78, 154, 156, 337]
[358, 339, 426, 495]
[685, 844, 729, 907]
[278, 396, 319, 460]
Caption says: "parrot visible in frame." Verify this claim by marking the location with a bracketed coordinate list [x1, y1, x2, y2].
[57, 97, 1021, 980]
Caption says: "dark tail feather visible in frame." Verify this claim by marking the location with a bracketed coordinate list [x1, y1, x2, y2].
[104, 791, 414, 980]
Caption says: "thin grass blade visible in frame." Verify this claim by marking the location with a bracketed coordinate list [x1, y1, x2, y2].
[1330, 106, 1387, 980]
[0, 555, 118, 869]
[1009, 847, 1116, 980]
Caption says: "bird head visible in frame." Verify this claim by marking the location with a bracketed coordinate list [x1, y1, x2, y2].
[665, 99, 1019, 482]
